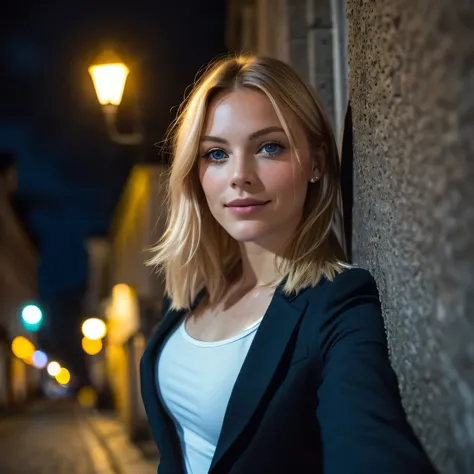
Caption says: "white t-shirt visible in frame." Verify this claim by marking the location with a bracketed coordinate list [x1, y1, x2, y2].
[156, 315, 263, 474]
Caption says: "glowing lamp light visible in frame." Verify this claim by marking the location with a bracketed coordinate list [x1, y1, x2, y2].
[47, 361, 61, 377]
[55, 368, 71, 385]
[81, 337, 103, 356]
[11, 336, 35, 360]
[88, 50, 130, 106]
[81, 318, 107, 341]
[32, 350, 48, 369]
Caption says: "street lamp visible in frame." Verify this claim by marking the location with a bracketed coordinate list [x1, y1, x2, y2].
[88, 49, 143, 145]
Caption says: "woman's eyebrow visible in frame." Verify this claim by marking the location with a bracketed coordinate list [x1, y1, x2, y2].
[248, 126, 285, 140]
[201, 126, 285, 144]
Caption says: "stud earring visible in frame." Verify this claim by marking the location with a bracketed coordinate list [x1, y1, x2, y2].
[309, 176, 319, 183]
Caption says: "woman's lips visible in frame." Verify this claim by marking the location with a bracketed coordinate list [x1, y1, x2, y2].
[225, 201, 270, 215]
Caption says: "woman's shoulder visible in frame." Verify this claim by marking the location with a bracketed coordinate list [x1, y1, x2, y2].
[300, 267, 385, 356]
[302, 265, 378, 303]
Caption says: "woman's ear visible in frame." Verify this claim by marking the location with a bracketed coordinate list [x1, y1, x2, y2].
[311, 145, 326, 179]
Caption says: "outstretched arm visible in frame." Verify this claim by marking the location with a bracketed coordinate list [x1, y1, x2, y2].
[316, 268, 437, 474]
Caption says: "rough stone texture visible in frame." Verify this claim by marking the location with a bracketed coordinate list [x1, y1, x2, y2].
[347, 0, 474, 473]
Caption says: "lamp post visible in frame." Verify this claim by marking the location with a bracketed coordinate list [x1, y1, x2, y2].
[88, 49, 143, 145]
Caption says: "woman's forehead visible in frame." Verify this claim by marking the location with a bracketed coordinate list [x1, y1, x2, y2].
[203, 88, 303, 142]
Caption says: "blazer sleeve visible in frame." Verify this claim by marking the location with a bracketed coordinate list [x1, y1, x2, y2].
[316, 268, 437, 474]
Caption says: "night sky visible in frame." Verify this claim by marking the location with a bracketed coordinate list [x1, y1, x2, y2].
[1, 1, 228, 376]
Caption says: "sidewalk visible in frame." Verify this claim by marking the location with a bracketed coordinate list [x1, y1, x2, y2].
[80, 407, 159, 474]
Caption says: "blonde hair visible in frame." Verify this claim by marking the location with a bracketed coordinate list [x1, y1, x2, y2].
[148, 55, 348, 309]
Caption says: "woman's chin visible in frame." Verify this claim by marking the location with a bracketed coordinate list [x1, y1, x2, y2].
[225, 224, 272, 244]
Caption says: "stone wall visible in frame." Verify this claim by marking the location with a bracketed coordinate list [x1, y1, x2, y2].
[347, 1, 474, 472]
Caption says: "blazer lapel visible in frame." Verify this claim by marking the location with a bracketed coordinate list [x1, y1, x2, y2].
[209, 288, 308, 472]
[140, 290, 207, 473]
[140, 304, 187, 473]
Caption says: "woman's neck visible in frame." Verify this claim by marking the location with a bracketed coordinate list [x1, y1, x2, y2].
[237, 242, 282, 288]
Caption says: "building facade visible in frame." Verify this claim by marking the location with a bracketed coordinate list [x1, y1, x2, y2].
[85, 164, 168, 440]
[226, 0, 348, 142]
[0, 156, 39, 408]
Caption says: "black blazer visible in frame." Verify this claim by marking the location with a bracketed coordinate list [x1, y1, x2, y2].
[140, 267, 437, 474]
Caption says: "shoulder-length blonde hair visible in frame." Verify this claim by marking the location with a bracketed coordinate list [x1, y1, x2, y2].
[148, 55, 348, 309]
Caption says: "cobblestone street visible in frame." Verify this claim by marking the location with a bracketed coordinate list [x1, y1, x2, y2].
[0, 399, 158, 474]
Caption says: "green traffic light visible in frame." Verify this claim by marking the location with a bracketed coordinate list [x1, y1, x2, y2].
[21, 304, 43, 332]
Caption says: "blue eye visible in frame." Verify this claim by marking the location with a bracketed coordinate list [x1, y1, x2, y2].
[205, 149, 227, 161]
[259, 142, 283, 156]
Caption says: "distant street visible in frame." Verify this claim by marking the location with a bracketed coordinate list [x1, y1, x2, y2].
[0, 399, 158, 474]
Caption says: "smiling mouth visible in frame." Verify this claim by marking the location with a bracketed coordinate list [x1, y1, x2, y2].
[225, 201, 270, 215]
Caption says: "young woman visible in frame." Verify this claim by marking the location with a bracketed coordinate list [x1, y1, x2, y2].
[140, 55, 437, 474]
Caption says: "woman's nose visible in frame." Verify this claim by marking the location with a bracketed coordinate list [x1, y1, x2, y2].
[229, 153, 257, 189]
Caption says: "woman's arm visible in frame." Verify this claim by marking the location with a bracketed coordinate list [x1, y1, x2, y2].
[316, 268, 437, 474]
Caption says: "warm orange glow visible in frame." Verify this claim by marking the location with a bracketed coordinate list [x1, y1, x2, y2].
[11, 336, 35, 360]
[112, 283, 131, 299]
[111, 283, 136, 317]
[81, 318, 107, 340]
[55, 368, 71, 385]
[88, 61, 129, 106]
[82, 337, 103, 356]
[77, 386, 97, 408]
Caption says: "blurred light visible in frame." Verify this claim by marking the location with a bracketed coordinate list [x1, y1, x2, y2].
[21, 304, 42, 324]
[82, 337, 103, 356]
[55, 368, 71, 385]
[112, 283, 134, 316]
[11, 336, 35, 360]
[81, 318, 107, 340]
[32, 350, 48, 369]
[88, 50, 129, 106]
[113, 283, 131, 298]
[47, 361, 61, 377]
[21, 304, 43, 331]
[77, 386, 97, 408]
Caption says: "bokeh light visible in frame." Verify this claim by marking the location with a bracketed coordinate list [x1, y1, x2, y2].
[55, 368, 71, 385]
[77, 386, 97, 408]
[32, 350, 48, 369]
[81, 337, 103, 356]
[11, 336, 35, 360]
[81, 318, 107, 340]
[47, 361, 61, 377]
[21, 304, 42, 325]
